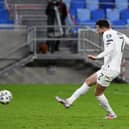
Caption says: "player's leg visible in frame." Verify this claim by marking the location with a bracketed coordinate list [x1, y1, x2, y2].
[66, 72, 97, 104]
[95, 71, 117, 119]
[56, 72, 97, 108]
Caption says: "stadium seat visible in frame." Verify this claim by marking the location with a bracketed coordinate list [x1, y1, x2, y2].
[69, 7, 76, 17]
[0, 19, 14, 24]
[106, 9, 126, 26]
[115, 0, 128, 11]
[106, 8, 119, 21]
[77, 8, 90, 22]
[76, 8, 95, 26]
[99, 0, 115, 10]
[71, 0, 86, 9]
[0, 9, 14, 24]
[111, 20, 126, 27]
[120, 9, 129, 24]
[0, 2, 4, 9]
[91, 9, 105, 21]
[86, 0, 99, 11]
[0, 2, 14, 24]
[106, 8, 126, 26]
[0, 9, 9, 18]
[70, 0, 86, 17]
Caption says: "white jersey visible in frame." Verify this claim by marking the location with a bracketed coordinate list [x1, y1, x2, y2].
[96, 29, 129, 73]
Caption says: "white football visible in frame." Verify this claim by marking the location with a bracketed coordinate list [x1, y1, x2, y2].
[0, 90, 13, 104]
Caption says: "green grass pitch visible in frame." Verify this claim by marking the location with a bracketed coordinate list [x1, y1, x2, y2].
[0, 83, 129, 129]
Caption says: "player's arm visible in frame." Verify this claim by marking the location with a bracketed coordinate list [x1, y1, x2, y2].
[88, 46, 113, 60]
[96, 44, 113, 59]
[124, 35, 129, 45]
[88, 38, 114, 60]
[88, 55, 97, 60]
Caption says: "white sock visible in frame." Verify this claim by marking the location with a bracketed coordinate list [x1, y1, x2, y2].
[96, 94, 115, 115]
[66, 82, 90, 105]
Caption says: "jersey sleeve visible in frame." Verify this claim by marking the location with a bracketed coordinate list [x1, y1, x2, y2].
[96, 33, 114, 59]
[124, 35, 129, 45]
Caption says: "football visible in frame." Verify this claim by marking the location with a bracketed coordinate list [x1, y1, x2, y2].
[39, 43, 48, 54]
[0, 90, 13, 104]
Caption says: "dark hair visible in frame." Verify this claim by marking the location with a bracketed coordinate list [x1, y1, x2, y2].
[96, 19, 110, 28]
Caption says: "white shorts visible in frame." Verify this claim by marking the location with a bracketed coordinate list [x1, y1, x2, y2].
[97, 69, 120, 87]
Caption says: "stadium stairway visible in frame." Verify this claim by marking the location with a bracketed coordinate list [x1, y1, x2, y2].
[10, 0, 48, 26]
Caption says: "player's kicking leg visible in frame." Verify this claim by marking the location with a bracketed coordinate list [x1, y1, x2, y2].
[56, 73, 97, 108]
[55, 81, 90, 108]
[55, 96, 71, 108]
[105, 113, 117, 120]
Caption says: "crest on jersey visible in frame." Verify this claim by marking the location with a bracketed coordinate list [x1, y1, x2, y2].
[106, 34, 112, 39]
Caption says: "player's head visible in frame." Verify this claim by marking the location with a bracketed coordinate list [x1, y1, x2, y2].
[96, 19, 110, 34]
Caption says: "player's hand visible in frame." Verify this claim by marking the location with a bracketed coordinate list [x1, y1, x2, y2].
[88, 55, 97, 60]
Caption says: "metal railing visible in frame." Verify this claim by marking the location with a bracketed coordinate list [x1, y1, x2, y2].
[27, 25, 77, 57]
[78, 29, 102, 53]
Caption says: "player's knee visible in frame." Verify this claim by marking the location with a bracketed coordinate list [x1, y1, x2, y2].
[85, 79, 91, 86]
[94, 90, 104, 96]
[85, 76, 96, 86]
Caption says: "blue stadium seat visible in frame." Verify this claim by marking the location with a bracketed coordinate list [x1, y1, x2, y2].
[86, 0, 99, 11]
[68, 0, 128, 27]
[0, 19, 14, 24]
[99, 0, 115, 10]
[111, 20, 126, 26]
[0, 2, 5, 9]
[91, 9, 105, 21]
[106, 9, 126, 26]
[0, 10, 9, 19]
[71, 0, 86, 9]
[69, 7, 76, 17]
[76, 8, 95, 26]
[0, 9, 14, 24]
[0, 2, 14, 24]
[77, 8, 90, 22]
[106, 8, 120, 21]
[115, 0, 128, 11]
[120, 9, 129, 23]
[70, 0, 86, 17]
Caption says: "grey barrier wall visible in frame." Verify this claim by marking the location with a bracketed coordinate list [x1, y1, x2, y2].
[0, 25, 29, 69]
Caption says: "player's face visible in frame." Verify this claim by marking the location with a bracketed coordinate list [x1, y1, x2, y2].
[96, 25, 104, 34]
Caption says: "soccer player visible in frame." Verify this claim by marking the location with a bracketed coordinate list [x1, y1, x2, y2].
[56, 19, 129, 119]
